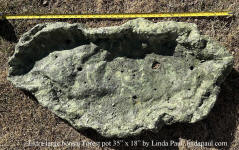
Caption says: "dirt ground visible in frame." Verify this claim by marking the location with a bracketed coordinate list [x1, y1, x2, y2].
[0, 0, 239, 150]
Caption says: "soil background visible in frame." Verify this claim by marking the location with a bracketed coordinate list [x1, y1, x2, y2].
[0, 0, 239, 150]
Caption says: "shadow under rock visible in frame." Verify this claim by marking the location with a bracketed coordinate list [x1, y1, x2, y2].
[22, 89, 39, 105]
[0, 19, 17, 43]
[77, 69, 239, 150]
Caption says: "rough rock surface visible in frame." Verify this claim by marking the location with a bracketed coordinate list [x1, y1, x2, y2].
[8, 18, 233, 138]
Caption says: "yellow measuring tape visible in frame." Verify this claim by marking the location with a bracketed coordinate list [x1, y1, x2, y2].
[0, 11, 233, 20]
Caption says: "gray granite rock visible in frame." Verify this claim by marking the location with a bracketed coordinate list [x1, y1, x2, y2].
[8, 18, 233, 137]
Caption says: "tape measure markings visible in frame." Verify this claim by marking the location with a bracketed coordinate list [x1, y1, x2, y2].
[0, 11, 233, 20]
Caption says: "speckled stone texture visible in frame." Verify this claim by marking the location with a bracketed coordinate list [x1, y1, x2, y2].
[8, 18, 233, 137]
